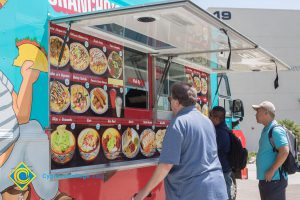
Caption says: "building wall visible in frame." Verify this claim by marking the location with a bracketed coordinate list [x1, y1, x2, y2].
[207, 8, 300, 151]
[228, 71, 300, 151]
[208, 8, 300, 67]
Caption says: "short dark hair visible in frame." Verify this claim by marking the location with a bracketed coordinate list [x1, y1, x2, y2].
[171, 82, 197, 107]
[210, 106, 226, 122]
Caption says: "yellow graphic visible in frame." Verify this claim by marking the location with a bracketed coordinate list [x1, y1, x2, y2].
[9, 162, 36, 190]
[14, 40, 48, 72]
[0, 0, 8, 9]
[108, 78, 123, 86]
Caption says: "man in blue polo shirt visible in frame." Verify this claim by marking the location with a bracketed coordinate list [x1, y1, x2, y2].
[133, 83, 227, 200]
[252, 101, 289, 200]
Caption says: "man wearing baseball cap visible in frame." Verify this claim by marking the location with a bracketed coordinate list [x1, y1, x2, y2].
[252, 101, 289, 200]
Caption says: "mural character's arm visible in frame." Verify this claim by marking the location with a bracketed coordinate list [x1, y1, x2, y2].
[12, 60, 40, 124]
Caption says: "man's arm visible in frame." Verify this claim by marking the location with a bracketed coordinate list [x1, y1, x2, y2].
[134, 163, 173, 200]
[265, 145, 289, 181]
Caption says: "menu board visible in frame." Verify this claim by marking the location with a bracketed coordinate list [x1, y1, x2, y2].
[185, 66, 210, 117]
[49, 24, 167, 172]
[49, 24, 124, 119]
[50, 122, 167, 170]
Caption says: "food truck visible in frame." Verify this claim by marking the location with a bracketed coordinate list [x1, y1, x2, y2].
[0, 0, 290, 199]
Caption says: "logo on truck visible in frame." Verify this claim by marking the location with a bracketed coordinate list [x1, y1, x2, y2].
[9, 162, 36, 190]
[49, 0, 119, 14]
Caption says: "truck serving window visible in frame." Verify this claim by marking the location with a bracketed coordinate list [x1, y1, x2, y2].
[124, 47, 148, 109]
[155, 58, 185, 111]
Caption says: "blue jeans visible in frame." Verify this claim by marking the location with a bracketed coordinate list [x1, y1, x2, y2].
[223, 172, 232, 200]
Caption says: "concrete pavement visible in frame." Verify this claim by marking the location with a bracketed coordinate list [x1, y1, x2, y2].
[236, 164, 300, 200]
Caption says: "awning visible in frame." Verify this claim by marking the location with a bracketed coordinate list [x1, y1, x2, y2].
[50, 0, 290, 72]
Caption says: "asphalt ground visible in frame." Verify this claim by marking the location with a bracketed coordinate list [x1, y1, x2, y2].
[236, 164, 300, 200]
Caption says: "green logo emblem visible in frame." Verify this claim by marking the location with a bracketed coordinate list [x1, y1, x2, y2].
[9, 162, 36, 190]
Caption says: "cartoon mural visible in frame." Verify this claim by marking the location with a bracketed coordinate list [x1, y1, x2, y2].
[0, 40, 72, 200]
[0, 0, 7, 9]
[0, 0, 163, 199]
[0, 0, 72, 199]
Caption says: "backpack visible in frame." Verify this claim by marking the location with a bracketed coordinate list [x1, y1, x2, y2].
[268, 125, 299, 174]
[228, 130, 248, 170]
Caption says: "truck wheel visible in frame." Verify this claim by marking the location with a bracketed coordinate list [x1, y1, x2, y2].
[231, 173, 237, 200]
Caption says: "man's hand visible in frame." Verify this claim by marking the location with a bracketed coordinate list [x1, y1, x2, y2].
[265, 146, 289, 182]
[21, 61, 40, 84]
[265, 167, 276, 182]
[133, 190, 147, 200]
[133, 164, 173, 200]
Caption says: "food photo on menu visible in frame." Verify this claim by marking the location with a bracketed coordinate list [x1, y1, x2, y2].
[108, 51, 123, 79]
[78, 128, 101, 161]
[50, 80, 70, 114]
[201, 76, 208, 95]
[201, 103, 209, 117]
[89, 47, 108, 75]
[140, 129, 156, 157]
[70, 42, 90, 72]
[49, 35, 70, 68]
[71, 84, 90, 114]
[193, 75, 201, 94]
[122, 127, 140, 159]
[50, 125, 76, 165]
[155, 129, 166, 153]
[102, 127, 122, 160]
[90, 87, 108, 115]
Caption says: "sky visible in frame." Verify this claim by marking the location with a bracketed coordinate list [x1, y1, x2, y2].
[192, 0, 300, 10]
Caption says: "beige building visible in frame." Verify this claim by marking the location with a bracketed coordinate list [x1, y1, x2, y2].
[208, 8, 300, 151]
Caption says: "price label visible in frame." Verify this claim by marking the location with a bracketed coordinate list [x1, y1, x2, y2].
[96, 124, 101, 130]
[65, 79, 70, 86]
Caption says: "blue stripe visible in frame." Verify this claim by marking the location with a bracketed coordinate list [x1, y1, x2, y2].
[0, 89, 8, 97]
[0, 124, 20, 156]
[0, 115, 16, 127]
[0, 101, 13, 111]
[0, 123, 18, 137]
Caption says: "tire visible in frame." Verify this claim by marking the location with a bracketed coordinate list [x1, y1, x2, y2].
[231, 173, 237, 200]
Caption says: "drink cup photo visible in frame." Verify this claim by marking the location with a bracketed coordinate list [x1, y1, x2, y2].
[109, 88, 117, 109]
[115, 96, 122, 118]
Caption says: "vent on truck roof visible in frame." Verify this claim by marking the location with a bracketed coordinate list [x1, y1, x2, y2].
[92, 23, 175, 50]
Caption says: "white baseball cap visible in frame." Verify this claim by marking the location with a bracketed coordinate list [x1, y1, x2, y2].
[252, 101, 275, 115]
